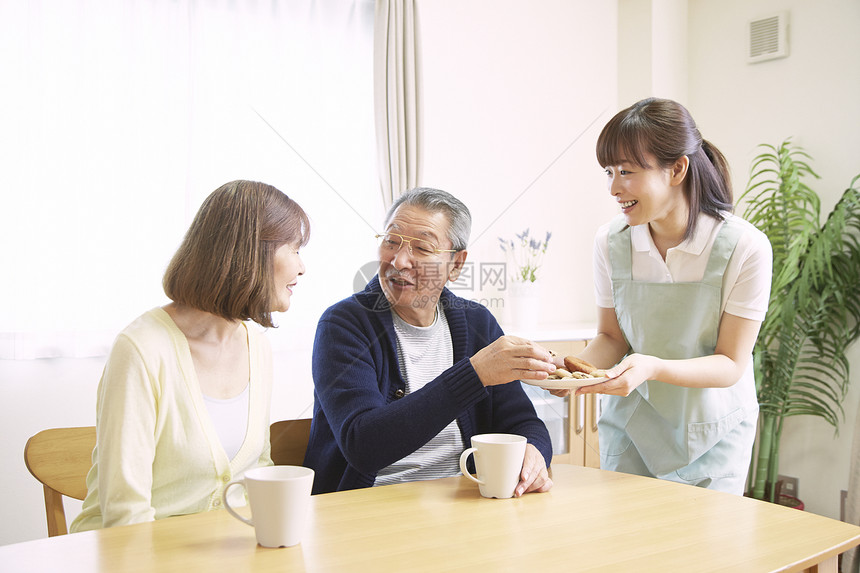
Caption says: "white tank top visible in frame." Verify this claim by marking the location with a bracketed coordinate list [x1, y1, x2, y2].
[203, 384, 250, 460]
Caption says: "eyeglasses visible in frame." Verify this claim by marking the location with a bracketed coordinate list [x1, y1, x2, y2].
[375, 233, 457, 260]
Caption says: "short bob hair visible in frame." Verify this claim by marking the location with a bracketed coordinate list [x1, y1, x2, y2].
[163, 180, 310, 328]
[596, 97, 733, 240]
[384, 187, 471, 251]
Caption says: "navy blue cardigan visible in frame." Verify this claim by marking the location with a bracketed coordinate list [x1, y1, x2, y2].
[303, 275, 552, 494]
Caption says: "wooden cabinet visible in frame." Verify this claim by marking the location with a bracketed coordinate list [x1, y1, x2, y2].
[533, 339, 600, 469]
[565, 391, 601, 468]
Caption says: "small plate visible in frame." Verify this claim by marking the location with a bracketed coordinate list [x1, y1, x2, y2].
[523, 377, 608, 390]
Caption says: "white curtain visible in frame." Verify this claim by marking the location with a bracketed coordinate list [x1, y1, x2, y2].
[0, 0, 379, 359]
[373, 0, 421, 210]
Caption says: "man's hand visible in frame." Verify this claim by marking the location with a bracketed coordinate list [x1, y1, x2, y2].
[515, 443, 553, 496]
[470, 336, 555, 387]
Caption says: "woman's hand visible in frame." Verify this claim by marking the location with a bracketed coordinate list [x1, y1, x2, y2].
[576, 353, 661, 396]
[544, 308, 631, 398]
[515, 443, 553, 496]
[470, 336, 555, 387]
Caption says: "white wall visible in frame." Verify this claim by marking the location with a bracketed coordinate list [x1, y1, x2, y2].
[686, 0, 860, 519]
[619, 0, 688, 105]
[416, 0, 618, 329]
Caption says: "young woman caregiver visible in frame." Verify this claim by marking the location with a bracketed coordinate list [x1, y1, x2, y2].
[71, 180, 310, 531]
[554, 98, 772, 494]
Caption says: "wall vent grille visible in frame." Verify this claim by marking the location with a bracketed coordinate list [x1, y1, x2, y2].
[748, 12, 789, 63]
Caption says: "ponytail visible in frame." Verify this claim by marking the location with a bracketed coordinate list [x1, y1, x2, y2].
[685, 140, 733, 232]
[702, 140, 733, 205]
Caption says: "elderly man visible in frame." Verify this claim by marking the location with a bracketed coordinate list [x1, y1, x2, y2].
[304, 187, 556, 495]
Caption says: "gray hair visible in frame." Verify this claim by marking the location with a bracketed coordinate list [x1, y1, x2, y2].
[383, 187, 471, 251]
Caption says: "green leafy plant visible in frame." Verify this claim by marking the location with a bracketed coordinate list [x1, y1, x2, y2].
[498, 229, 552, 283]
[739, 139, 860, 502]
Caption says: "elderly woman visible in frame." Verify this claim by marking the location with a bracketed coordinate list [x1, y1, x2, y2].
[304, 187, 555, 495]
[71, 180, 309, 531]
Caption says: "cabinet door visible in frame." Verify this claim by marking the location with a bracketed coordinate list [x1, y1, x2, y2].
[584, 392, 601, 469]
[536, 340, 593, 467]
[567, 390, 600, 468]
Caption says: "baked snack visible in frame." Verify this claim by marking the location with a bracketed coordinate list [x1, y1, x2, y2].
[543, 355, 607, 381]
[564, 355, 598, 375]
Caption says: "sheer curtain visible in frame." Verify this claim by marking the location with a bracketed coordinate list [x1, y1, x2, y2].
[0, 0, 379, 359]
[373, 0, 421, 210]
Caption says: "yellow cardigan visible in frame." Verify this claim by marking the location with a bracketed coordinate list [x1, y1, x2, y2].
[71, 308, 272, 532]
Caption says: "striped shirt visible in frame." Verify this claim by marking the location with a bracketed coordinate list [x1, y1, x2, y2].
[373, 303, 464, 486]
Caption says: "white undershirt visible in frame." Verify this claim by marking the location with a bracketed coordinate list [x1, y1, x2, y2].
[593, 213, 772, 320]
[374, 302, 464, 486]
[203, 384, 250, 461]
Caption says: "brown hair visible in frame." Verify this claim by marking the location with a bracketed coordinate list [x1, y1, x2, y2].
[596, 97, 733, 239]
[163, 180, 310, 327]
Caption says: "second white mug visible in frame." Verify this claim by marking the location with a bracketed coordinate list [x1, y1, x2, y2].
[459, 433, 527, 499]
[223, 465, 314, 548]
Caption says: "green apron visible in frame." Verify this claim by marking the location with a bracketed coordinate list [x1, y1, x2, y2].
[598, 215, 759, 494]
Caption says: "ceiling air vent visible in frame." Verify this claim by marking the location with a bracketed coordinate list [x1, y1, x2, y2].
[748, 11, 789, 63]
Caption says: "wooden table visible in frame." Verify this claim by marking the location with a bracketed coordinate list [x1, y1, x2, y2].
[2, 464, 859, 572]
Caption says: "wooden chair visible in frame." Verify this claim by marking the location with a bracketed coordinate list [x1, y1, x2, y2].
[24, 426, 96, 536]
[269, 418, 312, 466]
[23, 420, 309, 536]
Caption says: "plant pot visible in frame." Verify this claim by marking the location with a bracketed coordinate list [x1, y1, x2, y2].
[778, 494, 805, 511]
[507, 281, 540, 330]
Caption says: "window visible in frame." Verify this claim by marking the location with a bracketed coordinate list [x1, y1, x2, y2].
[1, 0, 380, 359]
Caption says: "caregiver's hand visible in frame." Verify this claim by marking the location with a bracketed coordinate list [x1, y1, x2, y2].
[515, 443, 553, 497]
[575, 353, 660, 397]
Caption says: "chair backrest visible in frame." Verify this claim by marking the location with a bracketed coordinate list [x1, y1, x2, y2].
[24, 426, 96, 537]
[23, 421, 310, 536]
[269, 418, 312, 466]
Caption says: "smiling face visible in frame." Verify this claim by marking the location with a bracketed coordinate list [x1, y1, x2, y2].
[604, 152, 689, 233]
[378, 205, 466, 326]
[272, 242, 305, 312]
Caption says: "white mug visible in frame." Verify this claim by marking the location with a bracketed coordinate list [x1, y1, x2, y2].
[459, 433, 527, 499]
[223, 465, 315, 548]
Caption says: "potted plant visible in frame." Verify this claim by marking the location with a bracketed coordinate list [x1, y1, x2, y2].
[498, 229, 552, 329]
[498, 228, 552, 284]
[738, 139, 860, 504]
